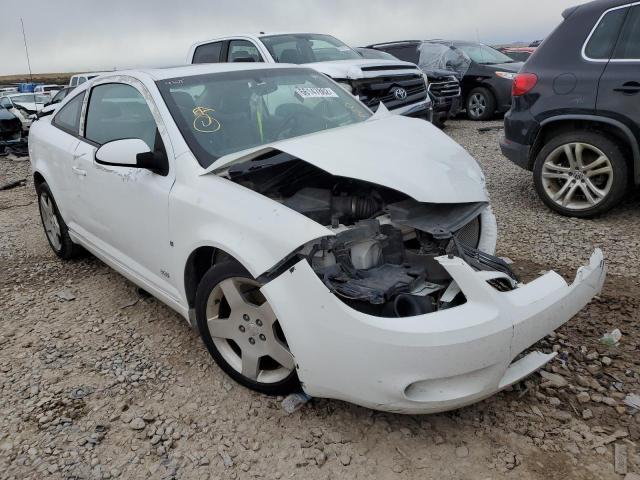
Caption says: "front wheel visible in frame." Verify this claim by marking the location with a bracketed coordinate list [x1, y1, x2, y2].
[466, 87, 495, 121]
[532, 131, 628, 218]
[195, 261, 300, 395]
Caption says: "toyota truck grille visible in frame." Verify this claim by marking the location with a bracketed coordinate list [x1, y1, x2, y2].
[352, 74, 427, 111]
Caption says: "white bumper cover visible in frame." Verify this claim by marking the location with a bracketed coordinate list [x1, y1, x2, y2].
[261, 249, 606, 414]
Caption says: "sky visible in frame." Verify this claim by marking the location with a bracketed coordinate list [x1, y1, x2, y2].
[0, 0, 582, 76]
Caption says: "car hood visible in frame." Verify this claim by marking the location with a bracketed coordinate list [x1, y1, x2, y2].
[203, 112, 487, 204]
[12, 101, 44, 112]
[304, 58, 422, 80]
[0, 107, 17, 121]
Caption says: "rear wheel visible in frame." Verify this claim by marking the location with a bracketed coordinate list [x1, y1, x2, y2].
[533, 131, 628, 218]
[36, 182, 82, 259]
[195, 261, 299, 395]
[466, 87, 495, 121]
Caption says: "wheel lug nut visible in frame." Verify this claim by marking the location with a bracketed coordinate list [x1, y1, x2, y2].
[248, 337, 256, 345]
[243, 314, 250, 321]
[259, 334, 266, 341]
[256, 319, 263, 327]
[238, 325, 245, 333]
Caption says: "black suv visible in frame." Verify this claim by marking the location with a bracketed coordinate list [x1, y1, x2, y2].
[364, 42, 462, 127]
[501, 0, 640, 217]
[370, 40, 523, 121]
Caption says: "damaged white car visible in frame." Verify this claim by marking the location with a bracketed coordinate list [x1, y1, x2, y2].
[28, 64, 606, 414]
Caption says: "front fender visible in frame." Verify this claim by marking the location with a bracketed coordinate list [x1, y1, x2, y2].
[169, 173, 332, 280]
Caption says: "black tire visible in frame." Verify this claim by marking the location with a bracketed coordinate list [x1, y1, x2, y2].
[195, 261, 300, 395]
[36, 182, 82, 260]
[466, 87, 496, 121]
[533, 131, 628, 218]
[432, 114, 447, 129]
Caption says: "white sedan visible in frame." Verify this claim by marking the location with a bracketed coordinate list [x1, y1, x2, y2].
[28, 64, 606, 414]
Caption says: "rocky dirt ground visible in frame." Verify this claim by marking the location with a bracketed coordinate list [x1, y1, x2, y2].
[1, 120, 639, 480]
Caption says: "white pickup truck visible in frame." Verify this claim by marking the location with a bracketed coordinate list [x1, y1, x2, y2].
[187, 33, 433, 121]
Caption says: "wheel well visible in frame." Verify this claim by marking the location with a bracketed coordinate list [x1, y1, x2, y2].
[530, 119, 635, 173]
[184, 246, 235, 309]
[33, 172, 46, 190]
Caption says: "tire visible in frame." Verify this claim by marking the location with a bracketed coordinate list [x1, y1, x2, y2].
[432, 114, 447, 129]
[36, 182, 82, 259]
[533, 131, 628, 218]
[466, 87, 496, 121]
[195, 261, 300, 395]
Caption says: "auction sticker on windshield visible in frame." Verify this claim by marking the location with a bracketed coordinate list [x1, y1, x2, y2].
[294, 87, 339, 100]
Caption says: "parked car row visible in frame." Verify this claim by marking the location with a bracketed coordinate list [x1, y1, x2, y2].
[26, 19, 610, 413]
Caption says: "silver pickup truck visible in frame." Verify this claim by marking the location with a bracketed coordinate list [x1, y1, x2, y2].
[187, 33, 433, 121]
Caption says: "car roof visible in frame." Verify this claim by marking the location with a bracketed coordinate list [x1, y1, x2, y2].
[100, 63, 312, 81]
[565, 0, 636, 16]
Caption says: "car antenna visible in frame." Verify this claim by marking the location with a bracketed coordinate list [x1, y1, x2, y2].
[20, 18, 36, 106]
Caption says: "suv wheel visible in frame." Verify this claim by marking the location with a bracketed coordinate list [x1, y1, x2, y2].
[466, 87, 495, 121]
[533, 131, 628, 218]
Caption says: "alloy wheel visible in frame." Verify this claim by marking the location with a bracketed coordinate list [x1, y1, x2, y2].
[541, 142, 614, 210]
[468, 93, 486, 118]
[39, 192, 62, 251]
[205, 277, 295, 384]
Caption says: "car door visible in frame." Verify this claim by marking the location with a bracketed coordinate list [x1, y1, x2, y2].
[596, 4, 640, 130]
[71, 80, 180, 299]
[46, 92, 85, 222]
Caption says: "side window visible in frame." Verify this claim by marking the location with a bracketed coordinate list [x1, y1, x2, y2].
[385, 46, 419, 64]
[584, 8, 627, 59]
[227, 40, 263, 62]
[0, 97, 12, 109]
[70, 77, 78, 87]
[85, 83, 158, 151]
[78, 77, 87, 85]
[52, 92, 85, 133]
[613, 5, 640, 59]
[193, 42, 223, 63]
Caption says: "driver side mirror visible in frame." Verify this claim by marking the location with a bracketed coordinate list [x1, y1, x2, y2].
[95, 138, 168, 176]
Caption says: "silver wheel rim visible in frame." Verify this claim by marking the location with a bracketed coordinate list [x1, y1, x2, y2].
[541, 142, 614, 211]
[469, 93, 486, 118]
[39, 192, 62, 251]
[206, 277, 295, 384]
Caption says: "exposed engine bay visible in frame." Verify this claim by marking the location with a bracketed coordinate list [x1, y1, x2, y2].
[225, 151, 517, 317]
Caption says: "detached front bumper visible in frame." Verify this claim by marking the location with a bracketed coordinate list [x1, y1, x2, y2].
[261, 250, 606, 414]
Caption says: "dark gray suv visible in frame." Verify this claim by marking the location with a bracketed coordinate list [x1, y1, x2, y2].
[501, 0, 640, 217]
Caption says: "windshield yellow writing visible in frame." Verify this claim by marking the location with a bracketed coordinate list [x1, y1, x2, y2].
[193, 106, 221, 133]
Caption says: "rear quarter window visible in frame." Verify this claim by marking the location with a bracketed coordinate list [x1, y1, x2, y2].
[584, 7, 627, 60]
[52, 92, 85, 134]
[193, 42, 223, 63]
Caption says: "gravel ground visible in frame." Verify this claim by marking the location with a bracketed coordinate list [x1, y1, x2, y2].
[1, 121, 639, 480]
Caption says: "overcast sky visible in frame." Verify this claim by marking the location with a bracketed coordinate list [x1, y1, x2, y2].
[0, 0, 582, 76]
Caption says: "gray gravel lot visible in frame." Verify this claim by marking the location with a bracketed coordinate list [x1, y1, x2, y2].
[0, 121, 638, 480]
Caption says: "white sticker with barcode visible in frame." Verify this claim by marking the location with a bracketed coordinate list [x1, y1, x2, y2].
[294, 87, 339, 100]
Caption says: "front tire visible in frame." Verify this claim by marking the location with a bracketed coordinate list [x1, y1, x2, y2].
[533, 131, 628, 218]
[466, 87, 495, 121]
[195, 261, 299, 395]
[36, 182, 82, 259]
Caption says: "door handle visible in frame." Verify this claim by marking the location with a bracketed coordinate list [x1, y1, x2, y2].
[71, 166, 87, 176]
[614, 81, 640, 95]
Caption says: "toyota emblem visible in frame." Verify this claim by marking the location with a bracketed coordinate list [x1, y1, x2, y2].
[393, 87, 408, 100]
